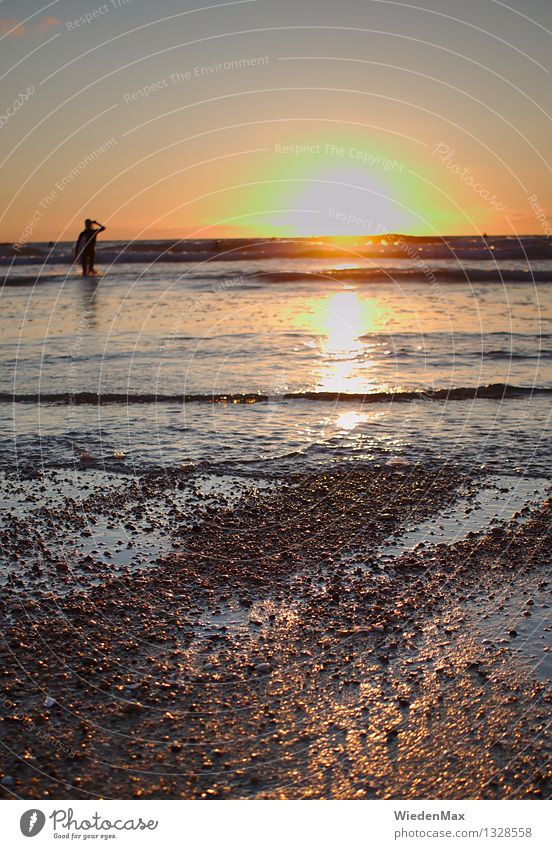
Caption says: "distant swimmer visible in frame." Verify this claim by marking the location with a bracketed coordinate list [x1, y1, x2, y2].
[75, 218, 105, 276]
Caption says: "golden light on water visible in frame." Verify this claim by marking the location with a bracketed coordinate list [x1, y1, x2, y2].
[335, 410, 369, 430]
[301, 290, 386, 394]
[324, 291, 365, 355]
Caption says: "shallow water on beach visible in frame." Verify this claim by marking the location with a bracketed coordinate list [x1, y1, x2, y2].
[1, 394, 551, 477]
[1, 237, 551, 475]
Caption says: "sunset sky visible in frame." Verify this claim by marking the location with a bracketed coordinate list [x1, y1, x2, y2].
[1, 0, 551, 242]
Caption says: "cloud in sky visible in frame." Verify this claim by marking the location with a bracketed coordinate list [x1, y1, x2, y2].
[34, 16, 62, 33]
[0, 16, 61, 38]
[0, 19, 27, 37]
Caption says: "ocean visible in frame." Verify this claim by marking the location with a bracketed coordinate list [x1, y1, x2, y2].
[1, 235, 550, 476]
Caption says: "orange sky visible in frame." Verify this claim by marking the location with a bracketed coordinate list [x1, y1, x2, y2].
[1, 0, 551, 242]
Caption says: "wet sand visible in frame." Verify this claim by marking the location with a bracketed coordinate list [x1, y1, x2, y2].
[0, 463, 550, 799]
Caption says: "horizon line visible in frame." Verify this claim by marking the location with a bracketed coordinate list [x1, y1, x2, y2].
[3, 232, 550, 244]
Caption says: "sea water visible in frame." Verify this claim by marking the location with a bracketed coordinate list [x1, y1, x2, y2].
[1, 235, 550, 476]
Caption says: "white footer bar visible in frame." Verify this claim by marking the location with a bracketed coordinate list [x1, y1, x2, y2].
[3, 799, 550, 848]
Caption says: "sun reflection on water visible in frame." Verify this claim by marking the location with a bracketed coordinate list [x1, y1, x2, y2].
[303, 290, 391, 394]
[335, 410, 369, 430]
[324, 290, 364, 356]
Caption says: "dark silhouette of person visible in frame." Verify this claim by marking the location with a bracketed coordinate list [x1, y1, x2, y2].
[75, 218, 105, 276]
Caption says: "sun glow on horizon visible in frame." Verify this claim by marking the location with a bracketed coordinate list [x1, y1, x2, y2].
[230, 135, 439, 238]
[259, 165, 418, 237]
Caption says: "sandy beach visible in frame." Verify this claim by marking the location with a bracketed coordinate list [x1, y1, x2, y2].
[1, 459, 550, 799]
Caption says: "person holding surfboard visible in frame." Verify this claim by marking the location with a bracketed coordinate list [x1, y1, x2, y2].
[75, 218, 106, 276]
